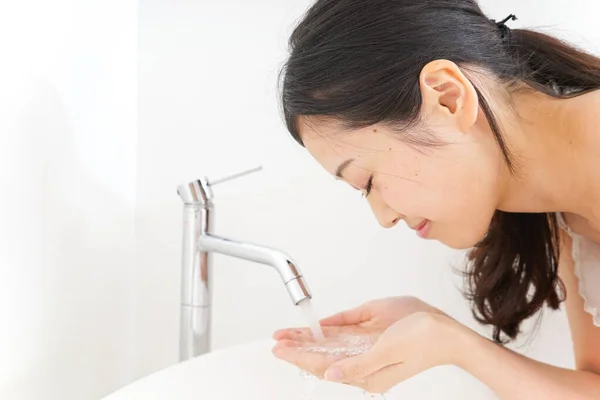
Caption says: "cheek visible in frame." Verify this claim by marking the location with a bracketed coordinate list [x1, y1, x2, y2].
[380, 159, 496, 228]
[377, 178, 423, 216]
[376, 150, 452, 217]
[377, 145, 498, 219]
[376, 151, 430, 215]
[377, 142, 500, 247]
[424, 162, 499, 247]
[426, 165, 497, 215]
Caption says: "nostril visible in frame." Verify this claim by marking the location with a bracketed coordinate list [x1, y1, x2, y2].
[392, 217, 400, 225]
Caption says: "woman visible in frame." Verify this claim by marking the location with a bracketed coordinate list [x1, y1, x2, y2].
[271, 0, 600, 398]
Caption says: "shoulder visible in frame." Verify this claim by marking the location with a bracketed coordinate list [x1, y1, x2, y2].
[560, 212, 600, 244]
[556, 221, 600, 373]
[557, 225, 574, 281]
[557, 225, 574, 278]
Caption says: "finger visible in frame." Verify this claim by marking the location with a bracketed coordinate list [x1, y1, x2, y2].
[354, 362, 420, 394]
[274, 327, 337, 342]
[272, 338, 302, 351]
[323, 341, 391, 383]
[319, 305, 370, 327]
[274, 326, 353, 342]
[272, 327, 312, 341]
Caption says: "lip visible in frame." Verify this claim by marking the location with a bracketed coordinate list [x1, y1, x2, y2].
[412, 220, 430, 238]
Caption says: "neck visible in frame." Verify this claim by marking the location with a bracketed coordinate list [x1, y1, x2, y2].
[497, 89, 600, 225]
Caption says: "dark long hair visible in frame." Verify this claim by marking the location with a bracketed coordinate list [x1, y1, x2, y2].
[277, 0, 600, 342]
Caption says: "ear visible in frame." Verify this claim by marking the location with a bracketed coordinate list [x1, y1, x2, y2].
[418, 59, 479, 133]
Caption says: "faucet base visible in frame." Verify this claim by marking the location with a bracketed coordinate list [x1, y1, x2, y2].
[179, 304, 210, 361]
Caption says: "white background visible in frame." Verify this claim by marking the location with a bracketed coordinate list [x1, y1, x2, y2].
[1, 1, 599, 399]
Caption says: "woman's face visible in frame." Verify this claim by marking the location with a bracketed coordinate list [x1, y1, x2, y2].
[298, 61, 507, 249]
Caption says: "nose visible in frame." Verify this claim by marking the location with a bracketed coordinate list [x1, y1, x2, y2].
[366, 192, 402, 228]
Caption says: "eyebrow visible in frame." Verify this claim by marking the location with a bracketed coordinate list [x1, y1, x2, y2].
[335, 158, 354, 179]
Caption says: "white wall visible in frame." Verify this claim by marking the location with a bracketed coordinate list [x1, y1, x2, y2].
[0, 1, 137, 400]
[136, 0, 599, 382]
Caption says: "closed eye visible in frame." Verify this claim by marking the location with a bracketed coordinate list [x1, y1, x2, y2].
[362, 175, 374, 198]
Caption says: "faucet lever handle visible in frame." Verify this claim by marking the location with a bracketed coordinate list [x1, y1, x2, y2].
[208, 165, 263, 186]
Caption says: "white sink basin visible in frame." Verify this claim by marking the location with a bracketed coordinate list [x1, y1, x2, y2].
[102, 339, 497, 400]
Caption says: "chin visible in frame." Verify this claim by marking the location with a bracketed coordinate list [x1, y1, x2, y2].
[439, 238, 473, 250]
[436, 229, 487, 250]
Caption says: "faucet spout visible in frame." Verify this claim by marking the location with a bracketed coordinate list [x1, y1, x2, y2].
[198, 234, 311, 305]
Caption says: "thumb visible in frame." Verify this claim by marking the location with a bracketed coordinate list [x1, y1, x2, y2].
[323, 347, 389, 383]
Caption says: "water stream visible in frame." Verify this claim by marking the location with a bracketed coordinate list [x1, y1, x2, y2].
[298, 298, 325, 342]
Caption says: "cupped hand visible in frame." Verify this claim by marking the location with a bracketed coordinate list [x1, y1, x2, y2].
[272, 323, 381, 379]
[272, 296, 462, 393]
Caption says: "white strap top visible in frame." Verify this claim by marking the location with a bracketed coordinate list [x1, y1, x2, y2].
[556, 212, 600, 326]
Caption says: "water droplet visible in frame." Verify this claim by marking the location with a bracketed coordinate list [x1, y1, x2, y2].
[303, 334, 375, 357]
[362, 391, 387, 399]
[298, 368, 317, 400]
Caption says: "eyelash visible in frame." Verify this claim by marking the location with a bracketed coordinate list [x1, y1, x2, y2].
[362, 175, 374, 198]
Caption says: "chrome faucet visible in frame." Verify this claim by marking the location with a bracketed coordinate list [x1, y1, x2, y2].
[176, 167, 312, 362]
